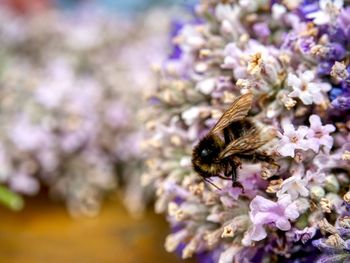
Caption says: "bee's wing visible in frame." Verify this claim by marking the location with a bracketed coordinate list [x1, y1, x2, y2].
[210, 93, 253, 134]
[218, 126, 273, 159]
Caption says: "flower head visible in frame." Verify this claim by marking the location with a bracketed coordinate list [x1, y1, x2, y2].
[307, 115, 336, 152]
[243, 195, 299, 244]
[307, 0, 344, 25]
[277, 167, 309, 200]
[277, 122, 310, 157]
[287, 71, 331, 105]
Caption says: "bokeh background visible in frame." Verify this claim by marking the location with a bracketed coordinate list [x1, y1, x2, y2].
[0, 0, 192, 262]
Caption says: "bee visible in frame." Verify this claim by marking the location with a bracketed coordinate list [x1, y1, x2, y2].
[191, 93, 276, 189]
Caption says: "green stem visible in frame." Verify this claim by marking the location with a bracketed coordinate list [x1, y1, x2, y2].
[0, 185, 24, 211]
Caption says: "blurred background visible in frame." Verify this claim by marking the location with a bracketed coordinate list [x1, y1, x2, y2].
[0, 0, 192, 262]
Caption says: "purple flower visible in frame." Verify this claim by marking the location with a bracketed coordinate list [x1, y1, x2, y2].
[168, 20, 184, 60]
[327, 27, 347, 45]
[326, 43, 346, 60]
[318, 61, 334, 76]
[298, 1, 320, 20]
[294, 226, 317, 244]
[253, 22, 271, 40]
[330, 86, 343, 100]
[332, 94, 350, 110]
[243, 195, 299, 245]
[9, 173, 39, 195]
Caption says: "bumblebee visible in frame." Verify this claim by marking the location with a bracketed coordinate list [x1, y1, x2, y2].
[191, 93, 275, 189]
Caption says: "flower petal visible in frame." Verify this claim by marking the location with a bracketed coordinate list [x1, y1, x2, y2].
[309, 115, 322, 129]
[278, 143, 296, 157]
[301, 71, 315, 82]
[275, 218, 291, 231]
[287, 73, 302, 88]
[285, 203, 300, 220]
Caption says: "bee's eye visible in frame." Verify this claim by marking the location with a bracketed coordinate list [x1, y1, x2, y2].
[201, 149, 209, 157]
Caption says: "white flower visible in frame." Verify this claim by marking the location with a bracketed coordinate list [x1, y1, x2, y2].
[277, 166, 309, 200]
[307, 115, 336, 153]
[165, 229, 188, 252]
[272, 4, 287, 20]
[277, 121, 309, 157]
[215, 4, 243, 38]
[307, 0, 343, 25]
[239, 0, 259, 12]
[218, 246, 241, 263]
[287, 71, 331, 105]
[215, 3, 238, 21]
[177, 25, 205, 53]
[9, 173, 39, 195]
[196, 78, 216, 94]
[305, 169, 326, 186]
[182, 107, 201, 126]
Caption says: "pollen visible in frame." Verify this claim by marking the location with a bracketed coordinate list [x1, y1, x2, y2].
[221, 225, 234, 238]
[247, 52, 263, 75]
[342, 151, 350, 161]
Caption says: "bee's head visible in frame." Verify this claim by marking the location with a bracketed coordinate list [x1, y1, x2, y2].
[192, 135, 223, 164]
[191, 135, 224, 178]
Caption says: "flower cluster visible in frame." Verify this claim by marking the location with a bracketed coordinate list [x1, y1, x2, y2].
[143, 0, 350, 261]
[0, 6, 169, 216]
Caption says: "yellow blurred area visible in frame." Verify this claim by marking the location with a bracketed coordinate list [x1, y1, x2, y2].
[0, 196, 184, 263]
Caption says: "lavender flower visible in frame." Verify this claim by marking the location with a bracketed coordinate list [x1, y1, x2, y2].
[307, 115, 336, 153]
[287, 71, 331, 105]
[277, 122, 310, 158]
[243, 195, 299, 245]
[307, 0, 343, 25]
[277, 166, 309, 200]
[143, 0, 350, 261]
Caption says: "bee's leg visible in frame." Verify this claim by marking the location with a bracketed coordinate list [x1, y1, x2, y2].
[231, 165, 237, 182]
[231, 170, 244, 192]
[224, 161, 231, 178]
[229, 158, 244, 192]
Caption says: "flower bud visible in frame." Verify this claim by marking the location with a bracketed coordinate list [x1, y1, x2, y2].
[294, 198, 310, 213]
[165, 230, 187, 252]
[338, 216, 350, 229]
[310, 186, 325, 201]
[324, 175, 339, 193]
[266, 179, 283, 193]
[342, 150, 350, 161]
[320, 198, 332, 213]
[204, 229, 222, 247]
[221, 20, 233, 35]
[182, 238, 197, 259]
[325, 234, 345, 248]
[344, 191, 350, 204]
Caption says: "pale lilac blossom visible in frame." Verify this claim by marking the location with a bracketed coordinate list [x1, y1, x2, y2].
[272, 3, 287, 20]
[177, 25, 205, 53]
[307, 115, 336, 153]
[293, 226, 317, 244]
[277, 166, 309, 200]
[277, 122, 310, 157]
[287, 71, 331, 105]
[243, 195, 299, 244]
